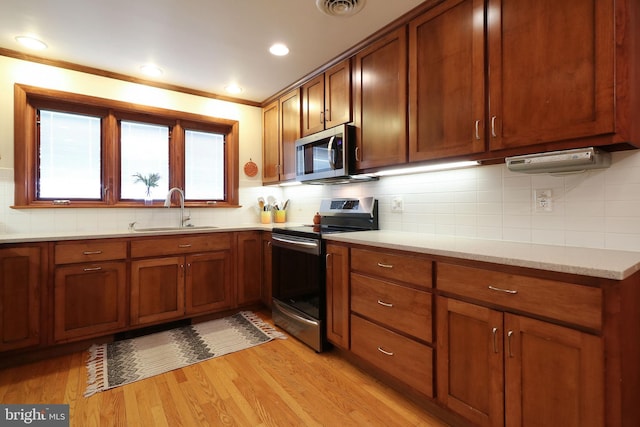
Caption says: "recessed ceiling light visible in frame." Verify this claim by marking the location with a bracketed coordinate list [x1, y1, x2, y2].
[269, 43, 289, 56]
[140, 64, 163, 77]
[15, 36, 47, 50]
[224, 84, 243, 95]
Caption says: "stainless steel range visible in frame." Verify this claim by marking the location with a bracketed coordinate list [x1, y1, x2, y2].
[271, 197, 378, 352]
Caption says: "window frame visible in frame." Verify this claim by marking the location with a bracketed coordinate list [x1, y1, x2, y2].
[14, 84, 239, 208]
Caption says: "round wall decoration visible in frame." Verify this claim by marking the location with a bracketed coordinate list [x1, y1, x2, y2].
[243, 159, 258, 177]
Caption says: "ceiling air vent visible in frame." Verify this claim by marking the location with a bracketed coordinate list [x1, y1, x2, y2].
[316, 0, 366, 17]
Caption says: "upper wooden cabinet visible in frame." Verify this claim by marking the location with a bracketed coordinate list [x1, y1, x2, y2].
[262, 89, 299, 184]
[353, 27, 408, 171]
[262, 99, 280, 183]
[487, 0, 620, 153]
[409, 0, 486, 162]
[301, 59, 352, 137]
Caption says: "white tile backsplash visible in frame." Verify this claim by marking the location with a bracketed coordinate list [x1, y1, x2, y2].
[3, 149, 640, 253]
[282, 150, 640, 252]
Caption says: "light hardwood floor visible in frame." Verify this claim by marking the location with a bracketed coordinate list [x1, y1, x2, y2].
[0, 314, 450, 426]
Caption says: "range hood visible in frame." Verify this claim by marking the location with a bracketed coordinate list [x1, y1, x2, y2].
[505, 147, 611, 174]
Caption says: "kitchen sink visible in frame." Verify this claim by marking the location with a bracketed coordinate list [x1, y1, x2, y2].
[131, 225, 218, 233]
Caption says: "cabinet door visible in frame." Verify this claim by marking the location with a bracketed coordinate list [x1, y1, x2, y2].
[262, 100, 280, 183]
[353, 27, 408, 171]
[487, 0, 614, 151]
[131, 257, 185, 325]
[301, 74, 325, 137]
[186, 251, 233, 315]
[504, 314, 604, 427]
[325, 243, 349, 349]
[261, 233, 272, 308]
[436, 296, 504, 427]
[279, 89, 300, 181]
[54, 261, 127, 341]
[236, 231, 262, 306]
[409, 0, 485, 162]
[0, 246, 42, 351]
[324, 59, 351, 130]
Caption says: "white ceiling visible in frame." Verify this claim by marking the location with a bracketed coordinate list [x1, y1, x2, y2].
[1, 0, 426, 103]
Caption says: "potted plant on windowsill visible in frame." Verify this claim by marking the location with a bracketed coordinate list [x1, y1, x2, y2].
[133, 172, 161, 205]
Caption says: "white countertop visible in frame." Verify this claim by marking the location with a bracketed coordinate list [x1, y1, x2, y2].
[2, 226, 639, 280]
[0, 224, 274, 244]
[324, 230, 640, 280]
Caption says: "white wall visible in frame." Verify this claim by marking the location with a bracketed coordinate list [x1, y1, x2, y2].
[0, 56, 280, 233]
[2, 55, 640, 253]
[284, 150, 640, 253]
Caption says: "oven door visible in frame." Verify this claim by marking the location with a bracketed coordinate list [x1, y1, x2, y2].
[271, 233, 326, 351]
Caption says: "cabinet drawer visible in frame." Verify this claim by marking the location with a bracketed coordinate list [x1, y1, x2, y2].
[351, 315, 433, 398]
[131, 233, 231, 258]
[351, 273, 432, 342]
[55, 240, 127, 264]
[437, 263, 602, 331]
[351, 248, 432, 289]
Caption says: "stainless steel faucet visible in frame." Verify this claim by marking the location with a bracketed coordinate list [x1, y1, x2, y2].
[164, 187, 190, 227]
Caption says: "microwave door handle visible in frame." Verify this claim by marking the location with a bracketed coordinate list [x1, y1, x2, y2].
[327, 136, 336, 170]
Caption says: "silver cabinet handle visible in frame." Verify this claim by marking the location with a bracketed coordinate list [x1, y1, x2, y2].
[488, 285, 517, 294]
[178, 244, 192, 248]
[492, 327, 499, 353]
[475, 120, 481, 140]
[377, 347, 394, 356]
[491, 116, 497, 138]
[325, 108, 331, 123]
[507, 330, 514, 357]
[377, 300, 393, 308]
[320, 111, 324, 125]
[355, 146, 360, 162]
[83, 267, 102, 272]
[83, 250, 103, 255]
[377, 262, 393, 269]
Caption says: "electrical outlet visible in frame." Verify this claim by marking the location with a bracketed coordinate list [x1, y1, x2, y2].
[391, 196, 404, 212]
[534, 188, 553, 213]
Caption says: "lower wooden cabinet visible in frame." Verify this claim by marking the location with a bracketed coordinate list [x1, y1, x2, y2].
[261, 233, 272, 308]
[0, 245, 44, 351]
[54, 261, 127, 341]
[131, 251, 233, 325]
[436, 296, 604, 427]
[351, 314, 433, 398]
[325, 243, 349, 348]
[236, 231, 262, 306]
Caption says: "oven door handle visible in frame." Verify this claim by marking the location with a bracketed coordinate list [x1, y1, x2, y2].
[273, 299, 320, 326]
[272, 235, 319, 248]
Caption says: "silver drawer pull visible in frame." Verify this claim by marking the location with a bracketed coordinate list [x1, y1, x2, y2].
[83, 250, 103, 255]
[178, 244, 192, 248]
[377, 262, 393, 269]
[83, 267, 102, 272]
[377, 300, 393, 308]
[377, 347, 394, 356]
[488, 285, 518, 294]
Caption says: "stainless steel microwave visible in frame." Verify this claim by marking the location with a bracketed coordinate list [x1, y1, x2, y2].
[295, 124, 376, 184]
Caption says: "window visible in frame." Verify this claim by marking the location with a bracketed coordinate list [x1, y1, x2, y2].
[38, 110, 102, 199]
[120, 121, 169, 201]
[184, 129, 225, 200]
[14, 84, 239, 208]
